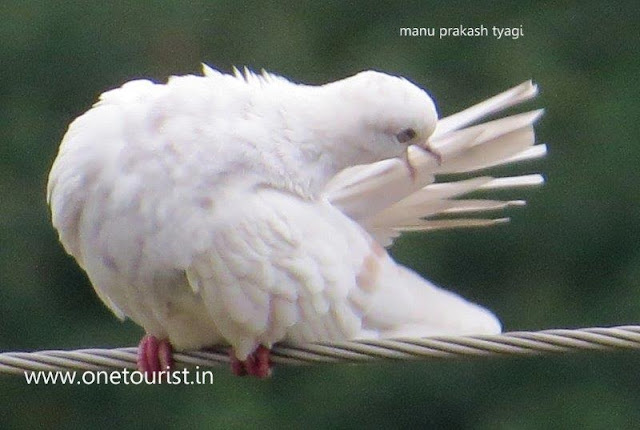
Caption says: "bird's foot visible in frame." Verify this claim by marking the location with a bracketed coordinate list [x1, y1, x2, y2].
[229, 345, 272, 378]
[137, 334, 174, 377]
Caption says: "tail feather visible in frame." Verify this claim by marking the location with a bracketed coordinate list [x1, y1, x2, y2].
[360, 264, 502, 338]
[434, 80, 538, 137]
[480, 174, 545, 190]
[366, 177, 493, 227]
[398, 218, 510, 232]
[434, 126, 535, 174]
[502, 144, 547, 165]
[325, 157, 434, 222]
[441, 199, 526, 214]
[435, 110, 543, 149]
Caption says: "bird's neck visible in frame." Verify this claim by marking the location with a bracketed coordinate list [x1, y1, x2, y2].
[261, 84, 376, 199]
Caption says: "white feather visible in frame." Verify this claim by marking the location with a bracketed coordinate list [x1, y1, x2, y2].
[327, 82, 545, 246]
[48, 66, 543, 361]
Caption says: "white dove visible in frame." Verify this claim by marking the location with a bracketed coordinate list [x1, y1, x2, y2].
[47, 65, 544, 377]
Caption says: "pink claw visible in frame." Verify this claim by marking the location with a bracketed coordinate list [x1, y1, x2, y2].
[229, 345, 272, 378]
[137, 335, 174, 376]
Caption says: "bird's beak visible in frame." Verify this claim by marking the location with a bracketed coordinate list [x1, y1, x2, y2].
[417, 138, 442, 165]
[402, 149, 417, 182]
[403, 139, 441, 183]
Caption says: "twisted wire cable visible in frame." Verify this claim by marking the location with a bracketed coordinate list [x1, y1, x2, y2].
[2, 325, 640, 375]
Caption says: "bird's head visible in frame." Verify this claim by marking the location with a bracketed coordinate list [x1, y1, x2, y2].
[323, 71, 439, 173]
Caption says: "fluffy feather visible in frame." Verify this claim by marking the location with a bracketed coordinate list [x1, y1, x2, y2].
[47, 66, 543, 362]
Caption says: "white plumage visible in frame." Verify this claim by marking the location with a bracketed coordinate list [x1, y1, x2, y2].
[47, 65, 544, 370]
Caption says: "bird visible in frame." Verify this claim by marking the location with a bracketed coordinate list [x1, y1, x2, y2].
[47, 65, 545, 378]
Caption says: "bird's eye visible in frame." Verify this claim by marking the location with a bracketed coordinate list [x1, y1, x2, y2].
[396, 128, 417, 144]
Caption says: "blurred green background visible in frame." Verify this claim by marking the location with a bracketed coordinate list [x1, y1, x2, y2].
[2, 1, 640, 428]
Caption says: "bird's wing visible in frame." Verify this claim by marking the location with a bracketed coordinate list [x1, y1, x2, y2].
[185, 186, 500, 360]
[325, 81, 545, 246]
